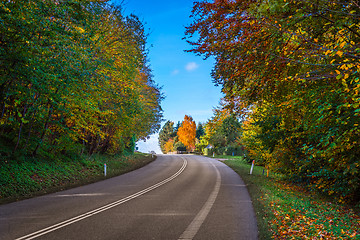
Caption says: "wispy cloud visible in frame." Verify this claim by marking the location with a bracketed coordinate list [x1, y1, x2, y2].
[171, 69, 180, 75]
[185, 62, 199, 71]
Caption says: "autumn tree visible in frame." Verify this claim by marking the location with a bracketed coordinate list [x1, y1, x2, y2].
[186, 0, 360, 202]
[177, 115, 196, 151]
[164, 138, 175, 154]
[0, 1, 162, 159]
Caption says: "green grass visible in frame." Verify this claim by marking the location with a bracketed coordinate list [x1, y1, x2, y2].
[213, 155, 360, 239]
[0, 152, 155, 204]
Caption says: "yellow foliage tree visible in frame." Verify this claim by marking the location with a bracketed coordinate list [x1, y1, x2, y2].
[164, 138, 174, 154]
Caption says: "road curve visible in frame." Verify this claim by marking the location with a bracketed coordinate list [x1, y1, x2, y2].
[0, 155, 258, 240]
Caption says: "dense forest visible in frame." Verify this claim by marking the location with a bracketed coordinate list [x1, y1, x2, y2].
[0, 0, 163, 159]
[185, 0, 360, 203]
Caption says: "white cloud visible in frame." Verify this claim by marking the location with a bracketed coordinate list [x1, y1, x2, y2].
[185, 62, 199, 71]
[171, 69, 180, 75]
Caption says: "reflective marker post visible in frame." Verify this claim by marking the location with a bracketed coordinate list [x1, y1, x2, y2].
[104, 163, 107, 177]
[250, 160, 255, 175]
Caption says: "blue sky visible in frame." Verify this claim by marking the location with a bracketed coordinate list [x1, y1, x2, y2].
[117, 0, 223, 153]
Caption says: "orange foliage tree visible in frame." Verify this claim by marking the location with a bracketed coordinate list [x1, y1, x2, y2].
[177, 115, 196, 151]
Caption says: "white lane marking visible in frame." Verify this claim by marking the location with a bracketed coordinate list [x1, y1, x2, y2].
[178, 161, 221, 240]
[15, 158, 188, 240]
[55, 193, 106, 197]
[136, 213, 191, 217]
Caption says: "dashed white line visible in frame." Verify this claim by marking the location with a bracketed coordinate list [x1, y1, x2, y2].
[55, 193, 106, 197]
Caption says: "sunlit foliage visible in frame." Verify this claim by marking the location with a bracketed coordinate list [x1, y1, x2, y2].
[177, 115, 196, 151]
[0, 0, 162, 159]
[186, 0, 360, 202]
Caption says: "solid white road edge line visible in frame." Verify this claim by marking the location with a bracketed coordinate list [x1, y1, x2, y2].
[15, 158, 188, 240]
[178, 160, 221, 240]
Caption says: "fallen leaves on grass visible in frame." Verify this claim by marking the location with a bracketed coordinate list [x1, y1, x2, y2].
[268, 182, 360, 239]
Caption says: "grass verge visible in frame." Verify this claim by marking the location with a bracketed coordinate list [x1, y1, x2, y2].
[213, 155, 360, 239]
[0, 152, 155, 204]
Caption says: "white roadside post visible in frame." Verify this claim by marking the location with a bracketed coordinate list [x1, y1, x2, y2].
[104, 163, 107, 177]
[250, 160, 255, 175]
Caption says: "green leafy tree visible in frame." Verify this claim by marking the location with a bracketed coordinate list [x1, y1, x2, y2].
[174, 141, 186, 152]
[196, 123, 205, 140]
[158, 121, 175, 153]
[218, 116, 241, 146]
[0, 1, 163, 161]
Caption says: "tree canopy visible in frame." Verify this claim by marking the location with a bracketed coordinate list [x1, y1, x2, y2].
[177, 115, 196, 151]
[158, 120, 175, 153]
[0, 0, 163, 159]
[186, 0, 360, 203]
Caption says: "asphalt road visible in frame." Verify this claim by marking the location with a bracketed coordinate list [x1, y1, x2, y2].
[0, 154, 258, 240]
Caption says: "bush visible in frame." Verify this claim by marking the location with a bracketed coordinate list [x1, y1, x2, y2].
[174, 141, 186, 152]
[224, 145, 245, 156]
[203, 148, 213, 156]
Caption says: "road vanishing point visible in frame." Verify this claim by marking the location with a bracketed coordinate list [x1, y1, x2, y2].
[0, 154, 258, 240]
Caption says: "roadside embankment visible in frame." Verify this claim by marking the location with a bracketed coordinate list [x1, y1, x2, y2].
[0, 152, 155, 204]
[214, 155, 360, 240]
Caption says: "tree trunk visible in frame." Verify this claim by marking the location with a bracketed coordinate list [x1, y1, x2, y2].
[23, 108, 37, 152]
[32, 104, 53, 156]
[13, 104, 28, 153]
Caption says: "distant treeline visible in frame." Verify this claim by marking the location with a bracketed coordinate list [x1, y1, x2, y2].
[0, 1, 162, 159]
